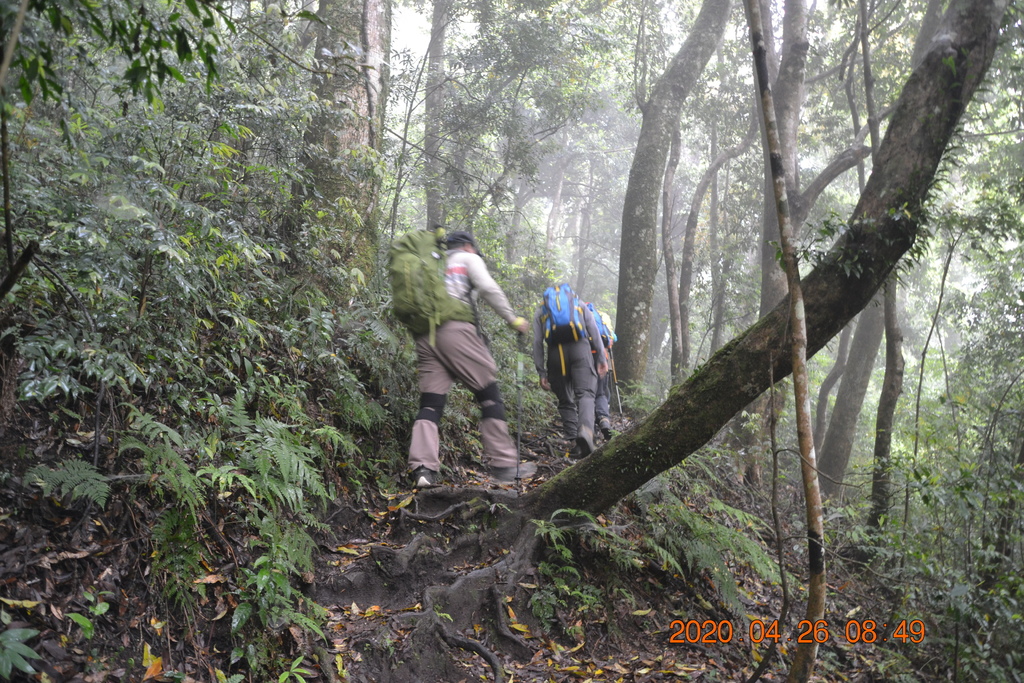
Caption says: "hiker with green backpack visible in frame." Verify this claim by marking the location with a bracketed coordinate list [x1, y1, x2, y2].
[389, 228, 534, 488]
[531, 283, 608, 458]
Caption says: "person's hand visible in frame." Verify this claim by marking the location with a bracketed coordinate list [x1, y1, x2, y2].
[597, 361, 609, 377]
[511, 316, 530, 334]
[540, 377, 551, 391]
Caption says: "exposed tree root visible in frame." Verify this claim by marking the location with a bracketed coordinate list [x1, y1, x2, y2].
[423, 584, 506, 683]
[313, 486, 551, 682]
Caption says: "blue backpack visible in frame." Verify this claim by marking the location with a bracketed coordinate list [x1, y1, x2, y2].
[586, 302, 616, 348]
[541, 283, 586, 343]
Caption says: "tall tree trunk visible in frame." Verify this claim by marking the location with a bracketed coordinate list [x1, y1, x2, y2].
[575, 194, 594, 295]
[868, 280, 903, 528]
[506, 178, 534, 263]
[708, 188, 729, 355]
[861, 0, 905, 525]
[818, 296, 885, 498]
[300, 0, 389, 274]
[741, 0, 810, 487]
[546, 157, 567, 253]
[613, 0, 732, 388]
[756, 0, 808, 317]
[424, 0, 453, 230]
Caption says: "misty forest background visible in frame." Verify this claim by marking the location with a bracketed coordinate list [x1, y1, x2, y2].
[0, 0, 1022, 680]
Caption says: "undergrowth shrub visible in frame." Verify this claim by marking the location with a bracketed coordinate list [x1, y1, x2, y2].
[0, 8, 410, 679]
[530, 465, 780, 641]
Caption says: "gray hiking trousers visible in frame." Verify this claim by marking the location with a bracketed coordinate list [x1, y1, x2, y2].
[546, 338, 598, 441]
[408, 321, 518, 472]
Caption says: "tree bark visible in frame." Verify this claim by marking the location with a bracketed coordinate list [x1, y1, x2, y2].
[613, 0, 733, 388]
[868, 280, 903, 528]
[708, 138, 730, 356]
[742, 0, 826, 676]
[520, 0, 1008, 521]
[546, 156, 567, 253]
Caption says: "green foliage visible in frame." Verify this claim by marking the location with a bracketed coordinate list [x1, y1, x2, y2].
[66, 612, 95, 640]
[619, 380, 661, 419]
[232, 557, 307, 635]
[632, 479, 779, 616]
[0, 627, 41, 680]
[530, 492, 780, 636]
[278, 656, 314, 683]
[150, 509, 207, 611]
[25, 459, 110, 508]
[531, 510, 608, 633]
[5, 0, 231, 108]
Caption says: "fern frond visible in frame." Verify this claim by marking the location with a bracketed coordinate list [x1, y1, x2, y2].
[26, 459, 110, 508]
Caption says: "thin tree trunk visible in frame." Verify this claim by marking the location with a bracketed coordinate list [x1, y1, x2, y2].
[868, 280, 903, 528]
[860, 0, 903, 529]
[813, 324, 852, 452]
[546, 157, 566, 253]
[575, 194, 593, 295]
[744, 0, 825, 677]
[712, 163, 729, 358]
[680, 112, 757, 372]
[664, 129, 685, 383]
[908, 237, 960, 530]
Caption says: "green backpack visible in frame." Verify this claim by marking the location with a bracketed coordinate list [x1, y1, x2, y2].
[388, 229, 475, 344]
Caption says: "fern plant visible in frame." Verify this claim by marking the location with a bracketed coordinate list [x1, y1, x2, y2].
[634, 482, 780, 616]
[25, 460, 110, 508]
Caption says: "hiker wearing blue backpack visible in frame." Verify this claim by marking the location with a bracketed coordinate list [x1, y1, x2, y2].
[531, 283, 608, 458]
[394, 229, 534, 488]
[585, 302, 617, 440]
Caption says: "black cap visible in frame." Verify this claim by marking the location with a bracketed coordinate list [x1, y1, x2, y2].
[445, 230, 477, 249]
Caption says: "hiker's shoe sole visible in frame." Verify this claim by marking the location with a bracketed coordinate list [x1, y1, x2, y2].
[410, 466, 440, 488]
[575, 429, 595, 457]
[488, 462, 537, 483]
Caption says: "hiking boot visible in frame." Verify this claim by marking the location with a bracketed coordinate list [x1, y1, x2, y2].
[488, 461, 537, 483]
[575, 428, 595, 458]
[598, 417, 613, 440]
[410, 466, 440, 488]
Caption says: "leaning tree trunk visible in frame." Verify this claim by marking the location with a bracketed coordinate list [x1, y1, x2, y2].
[521, 0, 1008, 522]
[612, 0, 732, 388]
